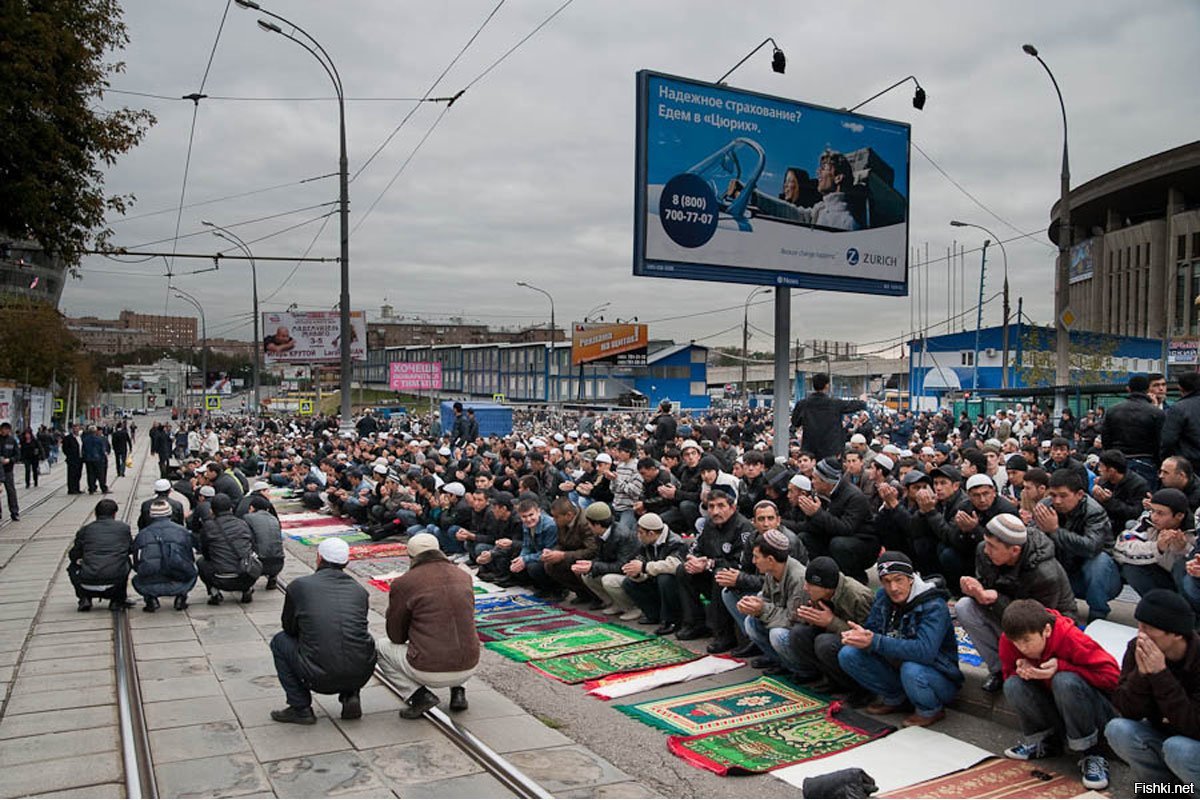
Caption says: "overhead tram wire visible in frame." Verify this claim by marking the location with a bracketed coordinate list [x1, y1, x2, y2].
[351, 0, 578, 234]
[106, 88, 429, 102]
[166, 0, 235, 281]
[911, 140, 1055, 251]
[106, 174, 335, 226]
[126, 202, 337, 249]
[352, 0, 508, 182]
[259, 215, 332, 304]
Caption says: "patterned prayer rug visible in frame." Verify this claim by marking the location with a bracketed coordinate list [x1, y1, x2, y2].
[347, 542, 407, 560]
[368, 578, 393, 593]
[293, 532, 372, 546]
[474, 604, 569, 627]
[879, 757, 1088, 799]
[584, 655, 745, 700]
[956, 626, 984, 668]
[615, 676, 827, 736]
[474, 594, 548, 612]
[485, 623, 652, 663]
[672, 705, 897, 777]
[279, 515, 350, 529]
[528, 636, 700, 683]
[477, 615, 600, 643]
[667, 704, 895, 775]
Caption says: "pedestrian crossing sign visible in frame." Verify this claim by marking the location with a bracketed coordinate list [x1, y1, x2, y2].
[206, 396, 221, 411]
[298, 400, 313, 416]
[54, 398, 64, 414]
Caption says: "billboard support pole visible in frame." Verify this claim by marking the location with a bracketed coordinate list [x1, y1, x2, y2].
[773, 288, 791, 460]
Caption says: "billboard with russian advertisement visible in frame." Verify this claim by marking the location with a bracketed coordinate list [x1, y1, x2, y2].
[634, 71, 909, 296]
[571, 322, 649, 366]
[389, 362, 443, 391]
[262, 310, 367, 364]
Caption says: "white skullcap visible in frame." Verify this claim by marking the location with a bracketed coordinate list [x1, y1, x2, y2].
[317, 537, 350, 565]
[965, 474, 994, 491]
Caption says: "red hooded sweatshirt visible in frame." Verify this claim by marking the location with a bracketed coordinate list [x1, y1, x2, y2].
[999, 608, 1120, 692]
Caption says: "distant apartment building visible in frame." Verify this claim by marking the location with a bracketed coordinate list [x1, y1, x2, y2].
[67, 309, 197, 354]
[368, 303, 566, 349]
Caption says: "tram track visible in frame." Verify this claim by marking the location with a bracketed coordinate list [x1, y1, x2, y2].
[104, 437, 548, 799]
[274, 573, 553, 800]
[111, 443, 158, 798]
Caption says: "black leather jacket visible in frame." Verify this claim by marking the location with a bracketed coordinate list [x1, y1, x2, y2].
[1102, 393, 1164, 459]
[69, 516, 132, 583]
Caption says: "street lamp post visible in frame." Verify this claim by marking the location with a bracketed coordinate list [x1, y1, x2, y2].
[173, 288, 208, 415]
[239, 0, 351, 429]
[202, 221, 261, 414]
[516, 281, 556, 402]
[952, 220, 1010, 387]
[1023, 44, 1071, 412]
[742, 287, 770, 398]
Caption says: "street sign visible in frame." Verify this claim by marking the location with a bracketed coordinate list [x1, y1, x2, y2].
[205, 396, 221, 411]
[298, 400, 313, 416]
[492, 394, 506, 403]
[54, 398, 64, 414]
[1059, 308, 1076, 330]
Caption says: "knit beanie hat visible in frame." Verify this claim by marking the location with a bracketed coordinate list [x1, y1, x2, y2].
[1134, 589, 1196, 637]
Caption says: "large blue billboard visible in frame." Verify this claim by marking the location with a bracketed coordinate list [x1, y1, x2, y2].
[634, 71, 910, 296]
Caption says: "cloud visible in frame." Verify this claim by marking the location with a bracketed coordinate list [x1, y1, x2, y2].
[65, 0, 1200, 353]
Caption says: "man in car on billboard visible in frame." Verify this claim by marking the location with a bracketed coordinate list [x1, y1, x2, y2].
[796, 149, 861, 231]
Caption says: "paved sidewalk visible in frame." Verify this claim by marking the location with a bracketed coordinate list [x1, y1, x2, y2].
[138, 538, 653, 798]
[0, 440, 152, 798]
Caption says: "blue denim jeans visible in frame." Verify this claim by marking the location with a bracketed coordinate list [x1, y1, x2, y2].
[1068, 551, 1123, 620]
[1004, 671, 1114, 751]
[838, 646, 960, 717]
[1105, 717, 1200, 788]
[1182, 571, 1200, 621]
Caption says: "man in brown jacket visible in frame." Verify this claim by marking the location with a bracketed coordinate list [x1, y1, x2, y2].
[540, 497, 600, 603]
[376, 533, 480, 718]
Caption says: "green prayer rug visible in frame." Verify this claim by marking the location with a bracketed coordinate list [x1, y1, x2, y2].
[478, 614, 599, 643]
[528, 636, 700, 684]
[667, 705, 895, 775]
[474, 604, 568, 627]
[615, 676, 827, 736]
[485, 623, 652, 663]
[295, 532, 372, 545]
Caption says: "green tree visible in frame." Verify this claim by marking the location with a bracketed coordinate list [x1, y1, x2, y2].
[1016, 326, 1123, 387]
[0, 0, 155, 268]
[0, 297, 85, 388]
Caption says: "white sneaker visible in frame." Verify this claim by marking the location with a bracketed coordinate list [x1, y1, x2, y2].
[619, 608, 642, 621]
[600, 605, 621, 615]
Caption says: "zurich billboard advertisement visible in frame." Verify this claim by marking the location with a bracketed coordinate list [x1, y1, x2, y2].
[634, 71, 910, 296]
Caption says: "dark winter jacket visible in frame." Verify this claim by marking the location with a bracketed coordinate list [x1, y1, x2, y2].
[639, 466, 679, 516]
[803, 480, 875, 549]
[282, 566, 377, 693]
[1096, 471, 1150, 533]
[386, 555, 478, 674]
[1112, 631, 1200, 739]
[973, 528, 1077, 623]
[1102, 393, 1164, 459]
[791, 392, 866, 460]
[1160, 392, 1200, 465]
[862, 575, 963, 685]
[245, 511, 284, 562]
[198, 511, 255, 575]
[133, 518, 198, 587]
[690, 511, 756, 572]
[1039, 495, 1113, 575]
[212, 472, 245, 504]
[589, 525, 639, 576]
[81, 432, 108, 463]
[69, 516, 132, 584]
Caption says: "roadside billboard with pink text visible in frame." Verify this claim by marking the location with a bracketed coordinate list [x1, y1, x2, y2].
[389, 362, 443, 391]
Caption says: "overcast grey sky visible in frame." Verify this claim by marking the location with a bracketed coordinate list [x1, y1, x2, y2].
[68, 0, 1200, 354]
